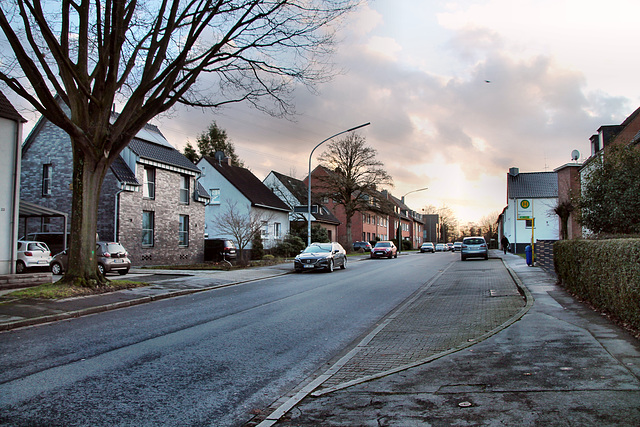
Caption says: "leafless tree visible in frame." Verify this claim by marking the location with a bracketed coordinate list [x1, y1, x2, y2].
[0, 0, 358, 285]
[212, 201, 273, 265]
[423, 204, 458, 242]
[315, 133, 393, 245]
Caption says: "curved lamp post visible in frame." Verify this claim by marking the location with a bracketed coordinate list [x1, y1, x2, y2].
[397, 187, 429, 253]
[307, 122, 371, 247]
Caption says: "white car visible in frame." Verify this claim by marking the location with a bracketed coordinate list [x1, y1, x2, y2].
[435, 243, 446, 252]
[17, 240, 52, 273]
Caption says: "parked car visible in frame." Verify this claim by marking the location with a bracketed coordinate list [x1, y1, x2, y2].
[204, 238, 237, 262]
[16, 240, 52, 273]
[371, 241, 398, 259]
[352, 241, 372, 252]
[294, 242, 347, 272]
[50, 242, 131, 275]
[453, 242, 463, 252]
[461, 236, 489, 261]
[435, 243, 446, 252]
[24, 232, 70, 257]
[446, 243, 454, 251]
[420, 242, 435, 253]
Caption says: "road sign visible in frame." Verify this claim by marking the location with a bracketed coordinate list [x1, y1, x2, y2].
[518, 199, 532, 220]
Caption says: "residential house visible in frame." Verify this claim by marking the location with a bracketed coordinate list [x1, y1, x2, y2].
[499, 167, 559, 254]
[577, 105, 640, 236]
[20, 110, 208, 266]
[198, 155, 290, 251]
[263, 171, 340, 241]
[382, 190, 424, 249]
[421, 214, 440, 244]
[0, 92, 26, 274]
[306, 165, 392, 248]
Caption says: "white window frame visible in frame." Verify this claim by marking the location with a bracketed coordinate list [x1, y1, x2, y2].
[143, 167, 155, 199]
[178, 215, 189, 246]
[142, 211, 154, 247]
[210, 188, 220, 204]
[42, 163, 52, 196]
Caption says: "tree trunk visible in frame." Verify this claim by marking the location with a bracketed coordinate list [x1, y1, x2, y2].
[62, 145, 110, 287]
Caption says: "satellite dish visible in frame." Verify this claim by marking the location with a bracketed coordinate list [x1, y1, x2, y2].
[571, 150, 580, 161]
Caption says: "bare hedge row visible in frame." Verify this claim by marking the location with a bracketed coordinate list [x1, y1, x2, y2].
[554, 239, 640, 332]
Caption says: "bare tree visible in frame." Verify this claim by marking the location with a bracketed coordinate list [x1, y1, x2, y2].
[315, 133, 393, 245]
[212, 201, 273, 265]
[478, 211, 501, 248]
[0, 0, 357, 286]
[423, 204, 458, 242]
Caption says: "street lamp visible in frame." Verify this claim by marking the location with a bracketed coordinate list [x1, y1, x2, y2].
[307, 122, 371, 247]
[397, 187, 429, 253]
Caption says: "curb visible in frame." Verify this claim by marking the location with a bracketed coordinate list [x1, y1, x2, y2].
[256, 257, 534, 427]
[0, 270, 293, 332]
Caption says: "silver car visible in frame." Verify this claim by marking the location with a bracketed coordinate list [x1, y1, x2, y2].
[16, 240, 52, 273]
[461, 236, 489, 261]
[50, 242, 131, 275]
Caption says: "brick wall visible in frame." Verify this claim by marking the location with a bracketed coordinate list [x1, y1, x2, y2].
[118, 164, 204, 266]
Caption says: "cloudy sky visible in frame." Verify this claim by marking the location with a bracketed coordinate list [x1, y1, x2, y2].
[9, 0, 640, 224]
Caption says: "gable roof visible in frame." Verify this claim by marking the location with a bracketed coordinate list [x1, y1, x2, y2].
[0, 91, 26, 123]
[128, 137, 199, 173]
[203, 157, 290, 212]
[110, 156, 140, 186]
[507, 171, 558, 199]
[269, 171, 340, 224]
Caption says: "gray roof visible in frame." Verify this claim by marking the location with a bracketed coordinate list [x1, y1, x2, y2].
[128, 138, 200, 173]
[507, 172, 558, 199]
[110, 156, 140, 186]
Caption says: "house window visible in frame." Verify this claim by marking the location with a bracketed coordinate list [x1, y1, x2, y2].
[143, 167, 155, 199]
[180, 175, 190, 204]
[42, 164, 52, 196]
[362, 232, 366, 241]
[274, 222, 281, 239]
[210, 188, 220, 204]
[179, 215, 189, 246]
[41, 217, 52, 232]
[261, 221, 269, 238]
[525, 219, 534, 229]
[142, 211, 154, 246]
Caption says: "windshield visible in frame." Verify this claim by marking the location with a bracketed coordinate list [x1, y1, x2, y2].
[375, 242, 391, 247]
[303, 243, 332, 253]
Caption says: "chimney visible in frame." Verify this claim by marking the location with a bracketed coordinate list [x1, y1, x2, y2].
[509, 167, 519, 177]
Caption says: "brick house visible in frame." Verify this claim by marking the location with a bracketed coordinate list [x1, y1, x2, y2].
[306, 165, 393, 249]
[263, 171, 340, 241]
[20, 112, 209, 266]
[382, 190, 424, 249]
[197, 155, 290, 251]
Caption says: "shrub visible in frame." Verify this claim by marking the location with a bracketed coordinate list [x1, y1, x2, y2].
[554, 239, 640, 332]
[251, 235, 264, 260]
[272, 235, 305, 258]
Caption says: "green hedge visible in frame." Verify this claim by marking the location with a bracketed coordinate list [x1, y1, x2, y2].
[554, 239, 640, 331]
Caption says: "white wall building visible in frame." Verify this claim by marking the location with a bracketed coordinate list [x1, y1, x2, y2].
[502, 168, 559, 254]
[197, 155, 290, 250]
[0, 92, 25, 274]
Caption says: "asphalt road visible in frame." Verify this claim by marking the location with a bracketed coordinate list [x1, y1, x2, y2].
[0, 252, 455, 426]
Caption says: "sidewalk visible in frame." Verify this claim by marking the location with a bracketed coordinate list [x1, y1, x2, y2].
[258, 251, 640, 426]
[0, 261, 295, 331]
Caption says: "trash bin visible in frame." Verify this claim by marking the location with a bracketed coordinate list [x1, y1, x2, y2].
[525, 245, 533, 266]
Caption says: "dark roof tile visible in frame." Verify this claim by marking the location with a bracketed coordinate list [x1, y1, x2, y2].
[128, 138, 199, 173]
[204, 157, 289, 211]
[507, 172, 557, 199]
[0, 91, 26, 122]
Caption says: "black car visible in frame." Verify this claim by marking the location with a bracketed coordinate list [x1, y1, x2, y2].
[204, 239, 237, 262]
[352, 241, 372, 252]
[294, 242, 347, 272]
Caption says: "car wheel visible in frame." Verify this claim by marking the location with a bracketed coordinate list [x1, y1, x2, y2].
[97, 263, 105, 275]
[484, 255, 489, 260]
[340, 257, 346, 269]
[327, 259, 334, 272]
[51, 262, 62, 275]
[461, 255, 466, 261]
[394, 253, 398, 258]
[16, 261, 26, 274]
[118, 269, 129, 275]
